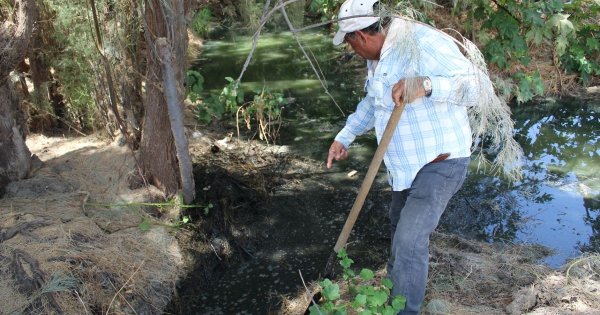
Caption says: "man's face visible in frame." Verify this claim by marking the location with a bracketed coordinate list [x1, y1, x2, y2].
[344, 31, 384, 60]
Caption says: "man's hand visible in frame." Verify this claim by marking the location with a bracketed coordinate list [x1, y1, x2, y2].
[327, 140, 348, 169]
[392, 77, 427, 107]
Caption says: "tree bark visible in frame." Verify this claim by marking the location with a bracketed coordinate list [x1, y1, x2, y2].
[156, 38, 195, 203]
[0, 0, 37, 195]
[140, 0, 191, 199]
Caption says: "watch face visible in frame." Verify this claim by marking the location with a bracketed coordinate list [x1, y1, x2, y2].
[423, 78, 432, 90]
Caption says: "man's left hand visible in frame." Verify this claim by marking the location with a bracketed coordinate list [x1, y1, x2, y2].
[392, 77, 427, 106]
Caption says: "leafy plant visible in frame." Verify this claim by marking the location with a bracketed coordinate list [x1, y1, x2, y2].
[560, 0, 600, 85]
[194, 77, 242, 124]
[459, 0, 599, 101]
[239, 87, 286, 143]
[195, 77, 286, 143]
[308, 0, 344, 20]
[514, 71, 544, 104]
[186, 70, 204, 102]
[309, 249, 406, 315]
[191, 7, 212, 38]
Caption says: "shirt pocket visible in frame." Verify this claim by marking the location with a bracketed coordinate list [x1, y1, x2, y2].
[378, 71, 403, 112]
[366, 77, 385, 108]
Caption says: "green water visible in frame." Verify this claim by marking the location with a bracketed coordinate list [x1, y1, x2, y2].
[185, 29, 600, 313]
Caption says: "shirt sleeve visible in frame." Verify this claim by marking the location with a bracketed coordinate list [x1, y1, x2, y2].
[419, 28, 491, 107]
[429, 72, 490, 107]
[334, 96, 375, 148]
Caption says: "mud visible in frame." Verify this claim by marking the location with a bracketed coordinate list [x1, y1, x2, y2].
[1, 132, 598, 315]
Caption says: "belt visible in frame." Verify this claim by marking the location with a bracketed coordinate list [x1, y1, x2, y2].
[431, 153, 450, 163]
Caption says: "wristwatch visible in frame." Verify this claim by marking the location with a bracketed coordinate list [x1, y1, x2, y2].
[422, 77, 432, 97]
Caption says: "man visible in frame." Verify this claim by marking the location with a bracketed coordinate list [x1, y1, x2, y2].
[326, 0, 483, 313]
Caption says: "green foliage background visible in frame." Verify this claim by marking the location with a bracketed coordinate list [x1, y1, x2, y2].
[46, 0, 98, 129]
[3, 0, 597, 135]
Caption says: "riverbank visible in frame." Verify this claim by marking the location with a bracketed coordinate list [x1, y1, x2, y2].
[1, 127, 598, 314]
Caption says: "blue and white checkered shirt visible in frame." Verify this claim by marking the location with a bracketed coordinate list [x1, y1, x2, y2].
[335, 19, 481, 191]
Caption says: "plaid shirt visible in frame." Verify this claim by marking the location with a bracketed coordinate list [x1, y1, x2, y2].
[335, 19, 481, 191]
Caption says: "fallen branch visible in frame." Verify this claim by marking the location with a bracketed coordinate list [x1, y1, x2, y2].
[9, 249, 65, 314]
[0, 219, 51, 243]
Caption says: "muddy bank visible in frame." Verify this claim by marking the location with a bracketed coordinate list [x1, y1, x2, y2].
[169, 128, 600, 315]
[166, 130, 393, 314]
[1, 131, 599, 314]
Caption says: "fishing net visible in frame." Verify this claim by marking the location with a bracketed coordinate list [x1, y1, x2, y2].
[368, 3, 524, 181]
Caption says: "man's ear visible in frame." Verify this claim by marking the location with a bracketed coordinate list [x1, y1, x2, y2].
[355, 30, 368, 43]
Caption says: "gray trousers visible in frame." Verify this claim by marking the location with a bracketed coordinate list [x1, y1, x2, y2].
[388, 157, 469, 315]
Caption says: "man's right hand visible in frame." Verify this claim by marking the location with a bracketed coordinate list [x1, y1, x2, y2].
[327, 140, 348, 169]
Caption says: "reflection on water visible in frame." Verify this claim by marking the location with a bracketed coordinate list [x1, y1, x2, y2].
[442, 99, 600, 267]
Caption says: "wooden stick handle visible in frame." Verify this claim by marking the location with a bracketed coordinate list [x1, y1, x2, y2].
[333, 102, 406, 252]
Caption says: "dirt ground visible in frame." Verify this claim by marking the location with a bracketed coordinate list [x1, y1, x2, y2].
[1, 131, 599, 315]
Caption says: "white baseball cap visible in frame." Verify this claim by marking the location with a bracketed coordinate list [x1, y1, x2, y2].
[332, 0, 380, 46]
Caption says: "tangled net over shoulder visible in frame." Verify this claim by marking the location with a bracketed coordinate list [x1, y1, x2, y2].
[375, 5, 524, 181]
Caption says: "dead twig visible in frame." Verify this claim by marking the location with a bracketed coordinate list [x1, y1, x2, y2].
[105, 261, 144, 315]
[108, 277, 139, 315]
[298, 269, 323, 315]
[75, 289, 90, 315]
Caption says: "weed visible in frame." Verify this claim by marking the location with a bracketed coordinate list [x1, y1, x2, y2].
[191, 7, 212, 38]
[309, 249, 406, 315]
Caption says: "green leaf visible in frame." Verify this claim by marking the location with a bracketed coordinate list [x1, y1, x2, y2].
[352, 293, 367, 308]
[344, 269, 355, 279]
[532, 72, 545, 95]
[360, 285, 375, 296]
[321, 279, 341, 301]
[359, 268, 375, 281]
[381, 306, 397, 315]
[381, 278, 393, 289]
[358, 310, 372, 315]
[340, 256, 354, 269]
[392, 295, 407, 311]
[523, 8, 544, 26]
[548, 13, 574, 36]
[556, 36, 569, 56]
[525, 28, 545, 45]
[332, 307, 348, 315]
[370, 290, 388, 307]
[322, 301, 335, 312]
[586, 38, 599, 51]
[308, 305, 321, 315]
[138, 217, 151, 232]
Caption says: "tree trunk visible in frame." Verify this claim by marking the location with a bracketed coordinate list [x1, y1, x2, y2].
[156, 37, 195, 203]
[0, 0, 37, 195]
[140, 0, 191, 199]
